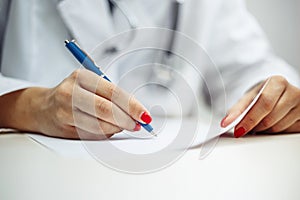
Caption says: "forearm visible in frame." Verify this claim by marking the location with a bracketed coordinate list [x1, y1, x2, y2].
[0, 87, 47, 132]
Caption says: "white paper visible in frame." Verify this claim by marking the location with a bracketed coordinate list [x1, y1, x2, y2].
[28, 80, 269, 159]
[28, 118, 206, 159]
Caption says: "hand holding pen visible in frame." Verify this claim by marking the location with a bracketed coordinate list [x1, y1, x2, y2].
[5, 40, 156, 140]
[65, 40, 156, 137]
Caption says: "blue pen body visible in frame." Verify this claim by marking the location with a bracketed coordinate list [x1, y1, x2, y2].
[65, 41, 110, 81]
[65, 40, 154, 133]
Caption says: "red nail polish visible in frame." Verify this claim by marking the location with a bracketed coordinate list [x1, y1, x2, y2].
[221, 115, 228, 127]
[140, 112, 152, 124]
[234, 127, 246, 138]
[134, 123, 141, 131]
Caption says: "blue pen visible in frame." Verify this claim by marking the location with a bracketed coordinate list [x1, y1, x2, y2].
[65, 40, 156, 136]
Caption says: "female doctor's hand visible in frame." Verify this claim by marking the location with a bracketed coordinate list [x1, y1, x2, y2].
[0, 69, 152, 140]
[221, 76, 300, 138]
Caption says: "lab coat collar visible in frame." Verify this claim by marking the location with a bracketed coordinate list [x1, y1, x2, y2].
[56, 0, 115, 52]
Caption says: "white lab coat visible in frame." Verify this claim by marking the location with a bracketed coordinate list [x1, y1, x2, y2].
[1, 0, 299, 116]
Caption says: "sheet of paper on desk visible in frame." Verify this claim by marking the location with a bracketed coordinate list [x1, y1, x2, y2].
[29, 117, 209, 160]
[28, 80, 269, 160]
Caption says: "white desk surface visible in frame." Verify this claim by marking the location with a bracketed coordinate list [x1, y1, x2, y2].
[0, 132, 300, 200]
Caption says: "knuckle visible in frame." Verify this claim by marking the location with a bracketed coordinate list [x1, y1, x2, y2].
[272, 75, 288, 86]
[244, 115, 257, 129]
[96, 101, 111, 118]
[107, 84, 120, 100]
[261, 116, 274, 128]
[260, 94, 273, 111]
[112, 87, 121, 100]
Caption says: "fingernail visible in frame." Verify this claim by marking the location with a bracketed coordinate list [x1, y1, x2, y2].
[234, 127, 246, 138]
[221, 115, 228, 127]
[134, 123, 141, 131]
[140, 112, 152, 124]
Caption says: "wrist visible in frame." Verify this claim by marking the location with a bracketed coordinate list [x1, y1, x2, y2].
[0, 87, 49, 132]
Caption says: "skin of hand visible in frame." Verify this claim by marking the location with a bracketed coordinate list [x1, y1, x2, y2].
[0, 69, 152, 140]
[221, 75, 300, 138]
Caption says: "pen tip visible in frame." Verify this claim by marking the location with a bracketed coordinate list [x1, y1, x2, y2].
[150, 131, 157, 137]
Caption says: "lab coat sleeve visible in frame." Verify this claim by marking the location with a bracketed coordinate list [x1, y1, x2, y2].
[204, 0, 300, 112]
[0, 73, 34, 96]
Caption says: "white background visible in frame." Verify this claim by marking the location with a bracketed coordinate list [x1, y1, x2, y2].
[246, 0, 300, 72]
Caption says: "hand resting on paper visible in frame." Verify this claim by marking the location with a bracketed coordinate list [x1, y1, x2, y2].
[221, 76, 300, 138]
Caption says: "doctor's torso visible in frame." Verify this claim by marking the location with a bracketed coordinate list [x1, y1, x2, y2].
[3, 0, 280, 115]
[1, 0, 214, 87]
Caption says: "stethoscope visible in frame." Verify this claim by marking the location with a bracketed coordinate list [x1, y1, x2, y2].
[107, 0, 185, 86]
